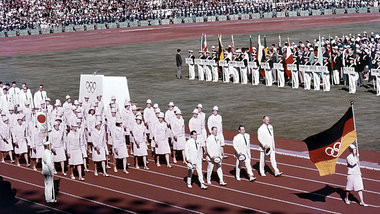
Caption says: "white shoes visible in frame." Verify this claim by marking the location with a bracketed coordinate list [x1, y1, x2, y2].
[344, 198, 350, 204]
[360, 202, 368, 207]
[187, 183, 192, 188]
[236, 177, 241, 181]
[275, 172, 283, 177]
[200, 183, 208, 189]
[220, 182, 227, 186]
[249, 176, 256, 182]
[260, 172, 266, 177]
[207, 181, 211, 185]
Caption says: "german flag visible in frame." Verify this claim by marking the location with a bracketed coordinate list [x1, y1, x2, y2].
[217, 35, 224, 61]
[303, 107, 357, 176]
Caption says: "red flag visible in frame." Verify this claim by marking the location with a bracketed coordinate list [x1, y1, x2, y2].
[285, 38, 293, 78]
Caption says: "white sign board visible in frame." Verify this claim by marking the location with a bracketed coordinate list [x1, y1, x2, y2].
[371, 69, 380, 76]
[287, 64, 297, 71]
[299, 65, 310, 72]
[248, 61, 258, 69]
[219, 60, 228, 67]
[185, 58, 193, 64]
[261, 62, 270, 69]
[317, 66, 329, 74]
[229, 61, 236, 67]
[79, 74, 130, 110]
[234, 61, 245, 67]
[343, 67, 356, 75]
[194, 59, 202, 65]
[273, 63, 283, 70]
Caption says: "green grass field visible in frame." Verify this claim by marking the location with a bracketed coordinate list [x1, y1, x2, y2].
[1, 21, 379, 151]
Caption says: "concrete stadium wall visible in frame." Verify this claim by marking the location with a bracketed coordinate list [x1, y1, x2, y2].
[1, 7, 379, 38]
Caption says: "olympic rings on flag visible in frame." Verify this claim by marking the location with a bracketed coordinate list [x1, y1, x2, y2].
[86, 81, 97, 93]
[325, 141, 341, 158]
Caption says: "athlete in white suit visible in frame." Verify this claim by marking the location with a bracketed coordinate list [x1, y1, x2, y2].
[42, 141, 56, 203]
[233, 125, 256, 182]
[206, 127, 227, 186]
[185, 131, 207, 189]
[257, 116, 282, 177]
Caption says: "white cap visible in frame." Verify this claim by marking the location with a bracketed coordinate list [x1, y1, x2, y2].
[66, 95, 71, 100]
[124, 100, 131, 106]
[173, 106, 179, 112]
[155, 108, 161, 113]
[212, 106, 219, 111]
[74, 100, 79, 105]
[175, 110, 182, 115]
[71, 105, 77, 110]
[17, 114, 24, 120]
[153, 103, 159, 108]
[116, 118, 122, 123]
[2, 117, 9, 122]
[43, 141, 50, 146]
[84, 95, 89, 98]
[131, 105, 137, 111]
[197, 104, 203, 108]
[45, 97, 51, 102]
[24, 100, 30, 105]
[192, 109, 199, 114]
[146, 99, 152, 104]
[168, 102, 174, 106]
[158, 112, 165, 118]
[111, 96, 116, 100]
[95, 120, 102, 126]
[55, 99, 61, 106]
[136, 115, 142, 120]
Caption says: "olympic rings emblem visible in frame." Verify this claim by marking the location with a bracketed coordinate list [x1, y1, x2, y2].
[86, 81, 97, 93]
[325, 141, 341, 158]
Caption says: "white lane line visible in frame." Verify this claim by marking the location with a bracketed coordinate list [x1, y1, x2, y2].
[15, 196, 69, 214]
[218, 155, 380, 195]
[1, 163, 204, 214]
[2, 175, 135, 214]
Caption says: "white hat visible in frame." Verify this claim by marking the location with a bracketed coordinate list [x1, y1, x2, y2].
[77, 112, 83, 118]
[173, 106, 179, 112]
[24, 100, 30, 105]
[212, 106, 219, 111]
[45, 98, 51, 102]
[84, 95, 89, 98]
[71, 105, 77, 110]
[55, 99, 61, 106]
[192, 109, 199, 114]
[175, 110, 182, 115]
[43, 141, 50, 146]
[153, 103, 159, 108]
[66, 95, 71, 100]
[146, 99, 152, 104]
[53, 121, 60, 126]
[2, 117, 9, 122]
[197, 104, 203, 108]
[111, 96, 116, 100]
[155, 108, 161, 113]
[71, 123, 78, 127]
[76, 119, 82, 123]
[124, 100, 131, 106]
[111, 108, 117, 113]
[136, 115, 142, 120]
[116, 118, 123, 123]
[74, 100, 79, 105]
[168, 102, 174, 106]
[17, 114, 24, 120]
[95, 120, 102, 126]
[131, 105, 137, 111]
[158, 112, 165, 118]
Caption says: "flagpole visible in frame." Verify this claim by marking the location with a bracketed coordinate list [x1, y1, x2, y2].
[350, 100, 359, 156]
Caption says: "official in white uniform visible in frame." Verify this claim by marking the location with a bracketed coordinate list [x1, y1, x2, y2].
[42, 141, 56, 203]
[233, 125, 256, 181]
[185, 130, 207, 189]
[344, 144, 368, 206]
[206, 127, 227, 186]
[258, 116, 282, 177]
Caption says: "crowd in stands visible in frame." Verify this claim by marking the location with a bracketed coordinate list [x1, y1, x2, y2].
[1, 0, 378, 32]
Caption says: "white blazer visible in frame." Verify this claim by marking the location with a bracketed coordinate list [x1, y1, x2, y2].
[206, 134, 222, 160]
[185, 138, 202, 164]
[233, 133, 251, 159]
[257, 123, 275, 151]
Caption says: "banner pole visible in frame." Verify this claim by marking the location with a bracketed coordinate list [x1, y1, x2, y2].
[350, 100, 359, 156]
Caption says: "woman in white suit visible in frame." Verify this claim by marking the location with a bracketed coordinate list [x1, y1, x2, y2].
[112, 119, 129, 173]
[131, 115, 149, 170]
[91, 121, 109, 176]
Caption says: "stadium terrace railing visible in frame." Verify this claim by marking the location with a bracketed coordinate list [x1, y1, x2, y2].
[1, 7, 379, 38]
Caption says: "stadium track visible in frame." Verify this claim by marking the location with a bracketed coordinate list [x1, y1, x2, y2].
[1, 13, 380, 56]
[1, 12, 380, 213]
[0, 129, 379, 213]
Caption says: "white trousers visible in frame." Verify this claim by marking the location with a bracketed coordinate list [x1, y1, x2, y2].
[322, 73, 330, 91]
[349, 73, 357, 93]
[236, 158, 253, 179]
[44, 175, 55, 202]
[205, 66, 212, 81]
[240, 67, 248, 84]
[197, 65, 204, 81]
[304, 72, 312, 90]
[232, 67, 240, 84]
[292, 70, 299, 88]
[207, 161, 224, 183]
[376, 77, 380, 96]
[189, 65, 195, 80]
[212, 66, 218, 82]
[252, 69, 260, 85]
[223, 66, 229, 83]
[333, 70, 340, 85]
[259, 151, 280, 175]
[187, 162, 205, 185]
[313, 72, 320, 90]
[265, 69, 273, 86]
[277, 69, 285, 87]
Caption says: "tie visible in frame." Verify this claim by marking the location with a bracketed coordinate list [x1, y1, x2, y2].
[41, 91, 43, 100]
[195, 140, 198, 150]
[267, 125, 272, 136]
[243, 135, 247, 145]
[214, 136, 218, 144]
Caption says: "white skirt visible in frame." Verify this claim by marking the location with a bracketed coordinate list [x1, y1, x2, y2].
[81, 145, 88, 158]
[155, 139, 171, 155]
[68, 149, 84, 165]
[346, 174, 364, 191]
[173, 136, 186, 151]
[113, 144, 129, 159]
[14, 140, 28, 154]
[53, 147, 67, 162]
[92, 146, 106, 162]
[31, 145, 44, 159]
[133, 142, 148, 157]
[0, 140, 13, 152]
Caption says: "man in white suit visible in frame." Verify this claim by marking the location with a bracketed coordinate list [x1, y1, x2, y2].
[206, 127, 227, 186]
[233, 125, 256, 182]
[185, 130, 207, 189]
[34, 84, 47, 108]
[42, 141, 56, 203]
[258, 116, 282, 177]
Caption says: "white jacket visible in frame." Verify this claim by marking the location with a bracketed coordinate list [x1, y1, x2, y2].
[233, 133, 251, 159]
[257, 123, 275, 151]
[206, 134, 222, 160]
[42, 149, 54, 176]
[185, 138, 202, 164]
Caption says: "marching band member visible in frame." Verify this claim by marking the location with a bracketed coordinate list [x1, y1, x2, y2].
[206, 127, 226, 186]
[188, 50, 196, 80]
[348, 57, 358, 94]
[264, 54, 273, 86]
[312, 58, 321, 90]
[185, 130, 207, 189]
[197, 51, 205, 81]
[277, 55, 286, 87]
[92, 120, 109, 176]
[258, 116, 282, 177]
[132, 115, 149, 170]
[233, 125, 255, 182]
[303, 57, 312, 90]
[251, 53, 260, 85]
[322, 57, 332, 92]
[171, 109, 186, 163]
[112, 118, 129, 173]
[153, 112, 172, 168]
